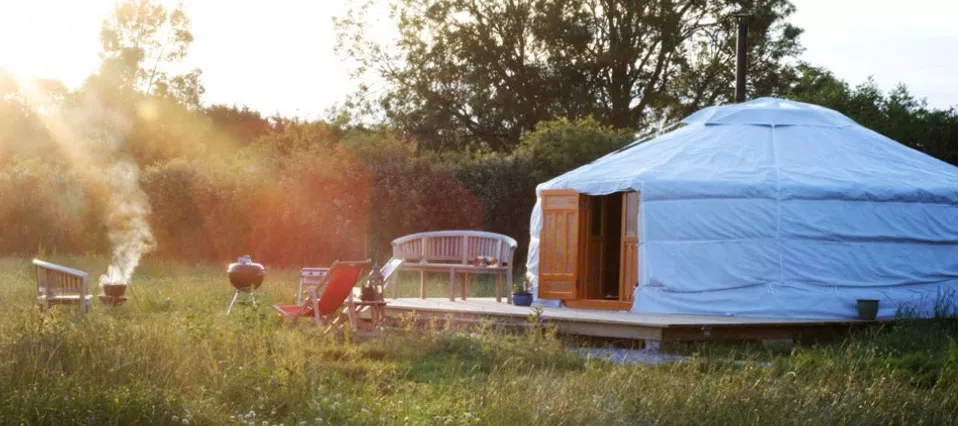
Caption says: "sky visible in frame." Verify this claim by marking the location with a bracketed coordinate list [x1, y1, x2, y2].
[1, 0, 956, 119]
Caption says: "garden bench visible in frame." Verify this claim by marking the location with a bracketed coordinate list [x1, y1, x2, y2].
[33, 259, 92, 315]
[391, 230, 517, 303]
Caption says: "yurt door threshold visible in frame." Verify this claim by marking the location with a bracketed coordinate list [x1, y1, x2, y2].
[539, 189, 639, 311]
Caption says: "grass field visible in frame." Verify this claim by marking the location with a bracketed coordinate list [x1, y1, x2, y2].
[2, 256, 958, 425]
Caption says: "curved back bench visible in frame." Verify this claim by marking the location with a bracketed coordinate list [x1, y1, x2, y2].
[391, 230, 518, 303]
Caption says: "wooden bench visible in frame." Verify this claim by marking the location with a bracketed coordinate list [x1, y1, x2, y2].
[34, 259, 92, 315]
[391, 231, 517, 303]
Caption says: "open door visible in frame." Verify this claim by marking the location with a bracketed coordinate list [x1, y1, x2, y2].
[619, 191, 639, 302]
[538, 189, 581, 300]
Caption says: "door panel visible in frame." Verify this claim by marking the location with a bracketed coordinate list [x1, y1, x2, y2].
[539, 190, 581, 300]
[620, 191, 639, 302]
[620, 239, 638, 301]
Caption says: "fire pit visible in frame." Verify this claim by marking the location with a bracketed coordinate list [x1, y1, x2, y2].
[99, 283, 129, 307]
[227, 255, 265, 314]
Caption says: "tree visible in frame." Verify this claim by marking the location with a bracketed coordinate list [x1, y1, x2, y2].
[513, 116, 635, 181]
[204, 105, 273, 146]
[786, 64, 958, 164]
[94, 0, 204, 107]
[0, 70, 68, 163]
[337, 0, 802, 152]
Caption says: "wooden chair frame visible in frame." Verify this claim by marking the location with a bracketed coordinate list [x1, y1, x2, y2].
[273, 260, 371, 332]
[34, 259, 92, 315]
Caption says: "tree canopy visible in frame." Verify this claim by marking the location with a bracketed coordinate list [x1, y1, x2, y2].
[337, 0, 802, 152]
[787, 64, 958, 163]
[93, 0, 204, 107]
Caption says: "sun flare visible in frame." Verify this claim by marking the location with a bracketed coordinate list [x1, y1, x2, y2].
[0, 0, 113, 85]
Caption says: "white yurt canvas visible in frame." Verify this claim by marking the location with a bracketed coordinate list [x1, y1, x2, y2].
[526, 97, 958, 319]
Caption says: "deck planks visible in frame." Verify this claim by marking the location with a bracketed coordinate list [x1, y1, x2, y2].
[384, 297, 883, 342]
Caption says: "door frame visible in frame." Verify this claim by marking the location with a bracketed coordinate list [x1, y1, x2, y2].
[537, 189, 640, 311]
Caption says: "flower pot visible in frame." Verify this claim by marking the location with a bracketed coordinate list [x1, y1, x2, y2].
[513, 292, 533, 306]
[856, 299, 879, 321]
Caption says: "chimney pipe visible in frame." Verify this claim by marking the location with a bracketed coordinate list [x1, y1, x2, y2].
[734, 11, 750, 103]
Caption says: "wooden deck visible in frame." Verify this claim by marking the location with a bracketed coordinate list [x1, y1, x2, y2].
[384, 298, 884, 343]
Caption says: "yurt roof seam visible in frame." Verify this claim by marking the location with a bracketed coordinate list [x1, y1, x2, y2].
[701, 123, 856, 128]
[772, 124, 786, 290]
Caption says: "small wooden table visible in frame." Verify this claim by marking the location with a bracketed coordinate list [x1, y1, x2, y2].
[354, 300, 388, 330]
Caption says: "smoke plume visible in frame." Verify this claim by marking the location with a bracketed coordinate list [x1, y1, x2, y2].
[98, 160, 156, 285]
[40, 91, 157, 286]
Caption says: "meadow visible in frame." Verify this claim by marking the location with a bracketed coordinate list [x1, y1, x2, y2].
[2, 256, 958, 425]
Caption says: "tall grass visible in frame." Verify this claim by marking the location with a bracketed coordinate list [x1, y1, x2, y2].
[2, 256, 957, 425]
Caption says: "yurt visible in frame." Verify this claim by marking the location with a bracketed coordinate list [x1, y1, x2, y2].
[526, 97, 958, 319]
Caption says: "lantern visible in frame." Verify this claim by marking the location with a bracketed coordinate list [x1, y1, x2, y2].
[361, 266, 384, 302]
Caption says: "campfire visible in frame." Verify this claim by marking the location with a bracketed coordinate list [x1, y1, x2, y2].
[99, 281, 129, 306]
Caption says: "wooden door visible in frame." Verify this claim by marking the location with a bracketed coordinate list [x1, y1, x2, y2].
[538, 190, 581, 300]
[619, 191, 639, 302]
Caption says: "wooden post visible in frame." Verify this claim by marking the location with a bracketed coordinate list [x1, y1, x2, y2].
[448, 268, 456, 301]
[421, 236, 428, 299]
[496, 273, 503, 303]
[391, 271, 398, 300]
[80, 275, 89, 315]
[461, 273, 468, 301]
[420, 270, 426, 299]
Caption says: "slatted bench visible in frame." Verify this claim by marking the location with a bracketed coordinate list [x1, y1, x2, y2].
[34, 259, 92, 315]
[391, 231, 517, 303]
